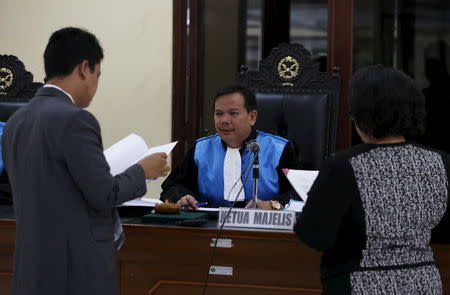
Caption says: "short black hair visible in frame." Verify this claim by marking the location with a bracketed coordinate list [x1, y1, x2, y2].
[349, 65, 426, 139]
[44, 27, 103, 80]
[214, 84, 257, 112]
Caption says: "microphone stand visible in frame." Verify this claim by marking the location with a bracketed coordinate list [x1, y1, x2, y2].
[252, 153, 259, 209]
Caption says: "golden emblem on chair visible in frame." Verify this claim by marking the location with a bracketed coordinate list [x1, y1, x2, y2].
[277, 56, 300, 80]
[0, 67, 14, 91]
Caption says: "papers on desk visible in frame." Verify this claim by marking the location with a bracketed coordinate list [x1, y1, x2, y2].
[196, 207, 220, 212]
[120, 197, 162, 207]
[104, 133, 177, 176]
[284, 199, 305, 212]
[282, 168, 319, 203]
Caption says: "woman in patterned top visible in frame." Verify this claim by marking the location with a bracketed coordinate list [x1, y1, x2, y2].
[295, 65, 450, 294]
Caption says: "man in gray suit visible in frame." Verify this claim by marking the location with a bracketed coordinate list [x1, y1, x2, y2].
[1, 27, 170, 295]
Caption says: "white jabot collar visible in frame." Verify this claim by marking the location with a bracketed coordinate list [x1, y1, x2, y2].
[43, 84, 75, 104]
[223, 147, 245, 202]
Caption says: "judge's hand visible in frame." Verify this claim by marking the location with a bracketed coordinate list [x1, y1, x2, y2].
[245, 200, 272, 210]
[138, 152, 170, 179]
[177, 195, 198, 210]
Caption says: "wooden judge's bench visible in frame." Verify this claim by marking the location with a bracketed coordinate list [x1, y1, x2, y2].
[1, 208, 450, 295]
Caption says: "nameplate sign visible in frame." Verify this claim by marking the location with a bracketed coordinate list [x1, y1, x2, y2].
[217, 208, 296, 231]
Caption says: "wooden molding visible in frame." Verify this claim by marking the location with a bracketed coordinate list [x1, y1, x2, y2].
[148, 280, 321, 295]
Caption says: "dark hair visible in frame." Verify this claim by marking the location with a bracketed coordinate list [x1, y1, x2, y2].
[349, 65, 426, 139]
[214, 84, 257, 112]
[44, 27, 103, 80]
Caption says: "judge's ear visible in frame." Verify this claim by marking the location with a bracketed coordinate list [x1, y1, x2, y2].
[249, 110, 257, 126]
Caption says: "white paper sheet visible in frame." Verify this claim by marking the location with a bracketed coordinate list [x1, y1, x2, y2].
[282, 168, 319, 202]
[104, 134, 178, 207]
[120, 197, 162, 207]
[283, 199, 305, 212]
[140, 141, 179, 160]
[104, 133, 177, 176]
[104, 134, 148, 176]
[196, 207, 220, 212]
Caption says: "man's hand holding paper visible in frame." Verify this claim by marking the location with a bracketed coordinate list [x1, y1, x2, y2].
[104, 133, 177, 179]
[138, 152, 170, 179]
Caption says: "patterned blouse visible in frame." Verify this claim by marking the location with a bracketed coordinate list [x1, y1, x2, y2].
[295, 142, 450, 295]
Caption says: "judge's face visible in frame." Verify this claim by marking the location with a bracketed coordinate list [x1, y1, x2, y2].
[214, 92, 257, 148]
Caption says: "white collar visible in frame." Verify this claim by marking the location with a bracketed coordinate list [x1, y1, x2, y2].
[223, 146, 245, 202]
[43, 84, 75, 104]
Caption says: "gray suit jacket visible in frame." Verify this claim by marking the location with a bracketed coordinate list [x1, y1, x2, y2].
[2, 87, 146, 295]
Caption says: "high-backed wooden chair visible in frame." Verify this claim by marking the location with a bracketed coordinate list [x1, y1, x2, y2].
[239, 43, 341, 170]
[0, 54, 43, 203]
[0, 55, 42, 121]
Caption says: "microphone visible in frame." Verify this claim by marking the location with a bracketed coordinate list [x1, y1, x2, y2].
[246, 140, 260, 154]
[246, 140, 259, 209]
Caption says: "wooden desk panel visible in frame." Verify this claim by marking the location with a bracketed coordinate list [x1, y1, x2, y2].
[0, 272, 12, 295]
[0, 220, 14, 295]
[1, 220, 450, 294]
[148, 281, 321, 295]
[118, 225, 322, 294]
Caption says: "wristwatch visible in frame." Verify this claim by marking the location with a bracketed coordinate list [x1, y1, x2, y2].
[269, 200, 283, 210]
